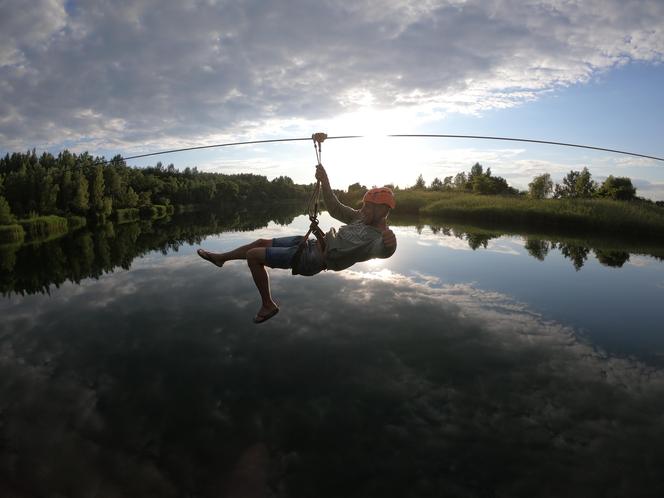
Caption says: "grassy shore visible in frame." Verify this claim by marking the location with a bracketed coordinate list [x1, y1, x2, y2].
[0, 224, 25, 244]
[19, 215, 70, 242]
[393, 191, 664, 240]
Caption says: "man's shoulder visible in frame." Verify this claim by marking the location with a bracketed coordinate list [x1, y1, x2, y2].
[342, 219, 372, 228]
[340, 221, 383, 238]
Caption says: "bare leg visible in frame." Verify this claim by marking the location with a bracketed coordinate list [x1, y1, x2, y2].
[222, 238, 272, 262]
[197, 238, 272, 267]
[246, 247, 279, 321]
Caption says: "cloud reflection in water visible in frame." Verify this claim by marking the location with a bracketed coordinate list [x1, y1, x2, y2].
[1, 255, 663, 497]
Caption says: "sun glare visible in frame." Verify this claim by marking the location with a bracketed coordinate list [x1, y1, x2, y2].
[322, 108, 425, 188]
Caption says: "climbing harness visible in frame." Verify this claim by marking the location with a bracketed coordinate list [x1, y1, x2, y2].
[291, 132, 328, 275]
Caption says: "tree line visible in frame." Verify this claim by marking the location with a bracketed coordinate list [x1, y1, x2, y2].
[426, 224, 640, 270]
[527, 168, 637, 201]
[412, 163, 653, 203]
[415, 162, 517, 195]
[1, 203, 304, 295]
[2, 150, 660, 228]
[0, 150, 312, 225]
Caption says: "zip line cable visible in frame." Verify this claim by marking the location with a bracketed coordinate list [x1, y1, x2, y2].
[24, 134, 658, 173]
[388, 135, 664, 162]
[101, 134, 664, 166]
[116, 135, 362, 163]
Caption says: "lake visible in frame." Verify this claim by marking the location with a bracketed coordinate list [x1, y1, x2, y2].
[1, 208, 664, 497]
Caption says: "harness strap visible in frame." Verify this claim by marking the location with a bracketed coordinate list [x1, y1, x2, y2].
[292, 133, 328, 274]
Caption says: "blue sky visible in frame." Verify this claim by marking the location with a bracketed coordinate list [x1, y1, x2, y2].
[2, 0, 663, 197]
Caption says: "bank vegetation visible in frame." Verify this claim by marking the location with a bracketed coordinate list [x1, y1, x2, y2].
[2, 151, 663, 245]
[0, 150, 311, 244]
[338, 162, 664, 240]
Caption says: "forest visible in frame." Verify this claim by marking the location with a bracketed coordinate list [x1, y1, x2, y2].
[2, 150, 663, 246]
[0, 150, 312, 243]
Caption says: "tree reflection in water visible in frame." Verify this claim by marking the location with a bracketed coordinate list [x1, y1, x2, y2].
[2, 210, 662, 296]
[0, 204, 303, 296]
[2, 211, 664, 496]
[425, 222, 659, 271]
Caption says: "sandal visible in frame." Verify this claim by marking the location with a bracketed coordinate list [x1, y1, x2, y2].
[253, 308, 279, 324]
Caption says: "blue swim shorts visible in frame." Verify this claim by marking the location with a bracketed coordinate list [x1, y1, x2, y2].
[265, 235, 326, 276]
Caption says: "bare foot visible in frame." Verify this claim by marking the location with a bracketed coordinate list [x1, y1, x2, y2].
[253, 304, 279, 324]
[197, 248, 225, 268]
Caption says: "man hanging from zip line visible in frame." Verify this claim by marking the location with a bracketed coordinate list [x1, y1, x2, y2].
[197, 164, 398, 323]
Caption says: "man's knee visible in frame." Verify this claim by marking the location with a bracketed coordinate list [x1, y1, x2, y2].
[247, 247, 266, 264]
[256, 238, 272, 247]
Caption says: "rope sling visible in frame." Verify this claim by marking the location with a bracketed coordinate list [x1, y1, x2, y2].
[291, 132, 328, 274]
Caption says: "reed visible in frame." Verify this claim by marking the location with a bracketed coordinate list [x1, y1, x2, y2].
[393, 191, 664, 239]
[18, 215, 69, 242]
[0, 224, 25, 244]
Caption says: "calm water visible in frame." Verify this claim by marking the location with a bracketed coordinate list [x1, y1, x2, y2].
[2, 209, 664, 497]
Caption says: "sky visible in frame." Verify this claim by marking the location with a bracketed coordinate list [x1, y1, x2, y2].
[1, 0, 664, 198]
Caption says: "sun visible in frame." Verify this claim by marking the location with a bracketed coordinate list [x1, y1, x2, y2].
[321, 108, 421, 188]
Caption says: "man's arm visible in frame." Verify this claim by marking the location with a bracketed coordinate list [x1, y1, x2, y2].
[316, 165, 360, 224]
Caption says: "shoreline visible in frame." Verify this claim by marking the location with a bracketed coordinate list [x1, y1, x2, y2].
[391, 191, 664, 243]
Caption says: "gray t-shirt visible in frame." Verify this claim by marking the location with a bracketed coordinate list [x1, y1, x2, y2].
[321, 184, 392, 271]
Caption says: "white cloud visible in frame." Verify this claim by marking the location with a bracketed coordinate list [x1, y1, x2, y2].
[0, 0, 67, 65]
[0, 0, 663, 153]
[630, 178, 664, 200]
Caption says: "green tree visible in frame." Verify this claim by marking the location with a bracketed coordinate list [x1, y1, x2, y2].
[3, 166, 28, 215]
[104, 165, 123, 198]
[0, 148, 331, 220]
[216, 179, 240, 202]
[528, 173, 553, 199]
[71, 172, 90, 213]
[88, 165, 106, 212]
[597, 176, 636, 201]
[414, 174, 426, 189]
[347, 182, 367, 194]
[102, 196, 113, 216]
[0, 195, 15, 224]
[138, 190, 152, 208]
[554, 167, 597, 199]
[471, 174, 491, 194]
[468, 162, 484, 183]
[57, 170, 74, 212]
[576, 167, 597, 198]
[453, 172, 468, 190]
[430, 177, 444, 191]
[465, 163, 511, 195]
[123, 187, 139, 208]
[38, 173, 59, 214]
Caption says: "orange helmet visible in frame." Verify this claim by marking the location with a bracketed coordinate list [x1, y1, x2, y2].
[363, 187, 396, 209]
